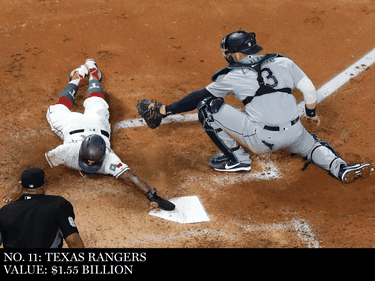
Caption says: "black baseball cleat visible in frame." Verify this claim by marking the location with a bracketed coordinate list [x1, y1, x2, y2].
[338, 163, 373, 183]
[210, 153, 251, 172]
[145, 188, 175, 211]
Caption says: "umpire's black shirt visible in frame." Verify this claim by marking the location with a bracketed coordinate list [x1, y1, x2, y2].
[0, 194, 79, 248]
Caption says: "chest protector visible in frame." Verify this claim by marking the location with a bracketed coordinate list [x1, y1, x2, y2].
[211, 53, 292, 106]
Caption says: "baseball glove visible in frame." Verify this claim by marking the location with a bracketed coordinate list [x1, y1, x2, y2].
[136, 99, 165, 129]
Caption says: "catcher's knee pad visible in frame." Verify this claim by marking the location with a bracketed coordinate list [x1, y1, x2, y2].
[197, 97, 237, 162]
[197, 96, 225, 114]
[197, 96, 226, 131]
[308, 133, 346, 175]
[309, 133, 340, 158]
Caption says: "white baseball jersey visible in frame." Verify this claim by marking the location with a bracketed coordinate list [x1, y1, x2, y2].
[45, 97, 129, 178]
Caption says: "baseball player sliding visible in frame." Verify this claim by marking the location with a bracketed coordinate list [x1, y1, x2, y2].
[4, 59, 175, 211]
[137, 30, 373, 183]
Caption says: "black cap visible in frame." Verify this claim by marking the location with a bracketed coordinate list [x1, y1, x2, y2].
[21, 168, 46, 189]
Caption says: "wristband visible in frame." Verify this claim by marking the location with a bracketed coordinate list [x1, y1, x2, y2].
[305, 105, 317, 117]
[164, 105, 172, 116]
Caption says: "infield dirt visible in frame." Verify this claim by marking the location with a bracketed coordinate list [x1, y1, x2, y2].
[1, 0, 375, 248]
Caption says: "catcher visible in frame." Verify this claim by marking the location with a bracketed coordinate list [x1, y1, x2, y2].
[3, 59, 175, 211]
[137, 30, 373, 183]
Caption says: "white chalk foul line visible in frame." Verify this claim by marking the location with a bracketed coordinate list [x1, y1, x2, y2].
[115, 113, 198, 129]
[297, 47, 375, 115]
[115, 47, 375, 130]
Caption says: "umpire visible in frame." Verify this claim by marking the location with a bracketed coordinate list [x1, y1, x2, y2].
[0, 168, 84, 248]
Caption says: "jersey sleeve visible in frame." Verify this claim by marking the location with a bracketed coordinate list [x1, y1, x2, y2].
[289, 59, 309, 88]
[296, 76, 317, 105]
[206, 74, 234, 98]
[55, 199, 79, 238]
[45, 145, 65, 167]
[287, 59, 317, 104]
[100, 148, 130, 178]
[45, 144, 81, 170]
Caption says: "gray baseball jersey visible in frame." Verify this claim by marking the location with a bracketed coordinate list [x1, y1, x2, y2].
[206, 54, 306, 126]
[202, 53, 347, 178]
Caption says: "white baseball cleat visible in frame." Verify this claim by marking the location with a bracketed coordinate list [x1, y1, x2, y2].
[69, 65, 88, 86]
[84, 58, 102, 82]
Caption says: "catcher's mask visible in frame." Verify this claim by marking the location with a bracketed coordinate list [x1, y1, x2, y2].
[220, 30, 263, 64]
[78, 134, 106, 173]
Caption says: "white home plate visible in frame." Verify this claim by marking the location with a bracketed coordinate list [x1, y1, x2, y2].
[149, 196, 211, 224]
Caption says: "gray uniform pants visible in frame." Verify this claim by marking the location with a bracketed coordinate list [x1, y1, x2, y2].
[205, 103, 346, 178]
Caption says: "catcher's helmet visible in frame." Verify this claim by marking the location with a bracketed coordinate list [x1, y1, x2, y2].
[78, 134, 106, 173]
[221, 30, 263, 57]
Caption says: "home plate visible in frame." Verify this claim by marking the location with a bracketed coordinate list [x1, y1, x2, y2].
[149, 196, 211, 224]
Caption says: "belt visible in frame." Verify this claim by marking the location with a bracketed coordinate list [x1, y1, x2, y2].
[69, 129, 110, 138]
[263, 116, 299, 131]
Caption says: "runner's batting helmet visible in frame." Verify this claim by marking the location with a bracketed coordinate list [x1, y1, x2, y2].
[78, 134, 106, 173]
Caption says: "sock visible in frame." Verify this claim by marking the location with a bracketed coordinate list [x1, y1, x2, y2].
[87, 79, 105, 99]
[56, 83, 78, 109]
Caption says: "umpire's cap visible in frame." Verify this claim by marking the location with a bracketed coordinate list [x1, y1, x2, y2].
[221, 30, 263, 55]
[78, 134, 106, 174]
[21, 168, 46, 189]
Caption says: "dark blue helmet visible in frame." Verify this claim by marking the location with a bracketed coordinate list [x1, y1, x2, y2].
[78, 134, 106, 173]
[221, 30, 263, 63]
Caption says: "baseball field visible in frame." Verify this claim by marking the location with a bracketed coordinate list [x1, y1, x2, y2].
[1, 0, 375, 248]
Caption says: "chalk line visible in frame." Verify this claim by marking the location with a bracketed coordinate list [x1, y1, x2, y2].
[297, 47, 375, 115]
[115, 47, 375, 130]
[115, 113, 198, 129]
[179, 158, 282, 187]
[241, 219, 320, 248]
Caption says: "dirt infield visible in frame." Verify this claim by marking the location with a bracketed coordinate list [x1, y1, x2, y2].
[1, 0, 375, 248]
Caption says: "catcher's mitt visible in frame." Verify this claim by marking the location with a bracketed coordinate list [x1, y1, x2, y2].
[136, 99, 164, 129]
